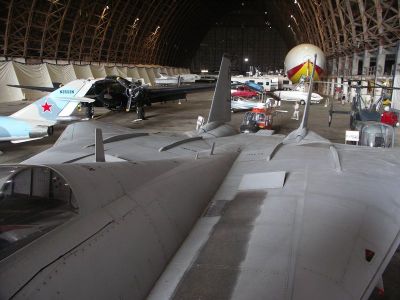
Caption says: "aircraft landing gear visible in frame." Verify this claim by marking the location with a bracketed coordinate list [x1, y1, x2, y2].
[47, 126, 54, 136]
[136, 106, 145, 120]
[86, 104, 94, 119]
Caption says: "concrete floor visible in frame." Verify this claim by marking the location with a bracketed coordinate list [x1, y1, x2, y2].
[0, 90, 399, 298]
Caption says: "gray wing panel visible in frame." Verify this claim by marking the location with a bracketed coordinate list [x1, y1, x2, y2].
[24, 121, 221, 164]
[292, 170, 400, 299]
[54, 121, 136, 147]
[150, 140, 400, 300]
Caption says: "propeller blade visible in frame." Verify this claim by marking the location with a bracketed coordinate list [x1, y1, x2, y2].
[115, 77, 129, 89]
[126, 95, 133, 112]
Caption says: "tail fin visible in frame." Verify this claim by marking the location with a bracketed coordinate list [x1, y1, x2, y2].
[207, 54, 232, 124]
[283, 54, 317, 143]
[11, 79, 94, 125]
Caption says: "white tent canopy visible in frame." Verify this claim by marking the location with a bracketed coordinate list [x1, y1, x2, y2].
[90, 65, 107, 78]
[153, 67, 162, 78]
[117, 66, 128, 77]
[127, 67, 140, 79]
[73, 65, 93, 79]
[145, 67, 156, 86]
[0, 61, 24, 102]
[137, 67, 151, 85]
[46, 64, 77, 84]
[13, 62, 52, 100]
[105, 66, 119, 76]
[160, 67, 168, 75]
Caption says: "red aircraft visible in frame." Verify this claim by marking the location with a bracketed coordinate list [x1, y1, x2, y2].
[231, 85, 259, 99]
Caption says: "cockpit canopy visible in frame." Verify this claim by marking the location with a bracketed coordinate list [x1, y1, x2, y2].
[0, 166, 78, 260]
[359, 123, 394, 148]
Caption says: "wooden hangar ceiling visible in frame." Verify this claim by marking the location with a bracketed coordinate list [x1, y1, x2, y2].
[0, 0, 399, 66]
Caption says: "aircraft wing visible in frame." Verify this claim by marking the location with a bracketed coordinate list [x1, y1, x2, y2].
[15, 124, 400, 299]
[145, 83, 215, 103]
[22, 120, 233, 164]
[149, 137, 400, 300]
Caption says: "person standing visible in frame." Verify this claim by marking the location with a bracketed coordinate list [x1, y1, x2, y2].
[292, 101, 300, 120]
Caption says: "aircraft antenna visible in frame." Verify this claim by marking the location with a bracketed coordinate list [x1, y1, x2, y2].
[210, 142, 215, 155]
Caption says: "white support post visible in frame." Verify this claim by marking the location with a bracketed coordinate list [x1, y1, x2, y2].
[375, 46, 387, 103]
[338, 57, 345, 77]
[392, 42, 400, 110]
[376, 46, 386, 77]
[343, 79, 349, 101]
[352, 53, 359, 76]
[336, 77, 342, 100]
[344, 56, 350, 77]
[350, 81, 357, 100]
[331, 58, 338, 76]
[330, 78, 335, 96]
[362, 49, 371, 76]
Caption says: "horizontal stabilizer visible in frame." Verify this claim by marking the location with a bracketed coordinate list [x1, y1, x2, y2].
[53, 96, 95, 103]
[7, 84, 56, 93]
[11, 137, 43, 144]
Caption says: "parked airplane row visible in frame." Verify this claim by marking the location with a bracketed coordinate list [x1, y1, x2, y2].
[1, 77, 216, 143]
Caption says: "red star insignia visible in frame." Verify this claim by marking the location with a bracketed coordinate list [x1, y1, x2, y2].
[42, 101, 52, 112]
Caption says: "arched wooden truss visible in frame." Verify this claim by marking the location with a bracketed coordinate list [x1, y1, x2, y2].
[1, 0, 399, 66]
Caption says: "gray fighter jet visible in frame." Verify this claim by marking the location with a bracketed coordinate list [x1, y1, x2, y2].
[1, 55, 400, 300]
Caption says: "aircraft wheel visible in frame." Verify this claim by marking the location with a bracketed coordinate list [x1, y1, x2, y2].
[300, 100, 306, 105]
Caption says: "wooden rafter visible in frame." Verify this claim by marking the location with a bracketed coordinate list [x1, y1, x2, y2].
[0, 0, 399, 65]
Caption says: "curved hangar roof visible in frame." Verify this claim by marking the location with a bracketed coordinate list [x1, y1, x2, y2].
[1, 0, 399, 66]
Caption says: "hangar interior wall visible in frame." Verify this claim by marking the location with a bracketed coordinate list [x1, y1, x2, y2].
[0, 61, 190, 102]
[191, 24, 288, 74]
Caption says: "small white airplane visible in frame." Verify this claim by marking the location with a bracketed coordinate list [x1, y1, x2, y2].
[0, 80, 95, 143]
[155, 73, 201, 86]
[273, 82, 323, 104]
[231, 98, 265, 112]
[155, 73, 180, 86]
